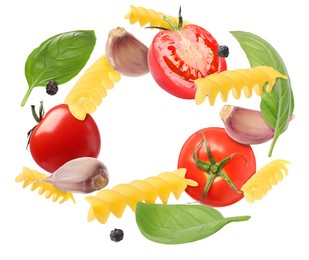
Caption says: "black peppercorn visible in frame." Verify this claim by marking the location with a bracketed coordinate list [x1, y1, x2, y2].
[46, 80, 58, 95]
[110, 228, 124, 242]
[217, 45, 229, 58]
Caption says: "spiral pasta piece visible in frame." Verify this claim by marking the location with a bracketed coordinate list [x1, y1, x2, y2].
[65, 55, 121, 120]
[194, 66, 287, 106]
[15, 167, 75, 204]
[124, 5, 190, 28]
[241, 160, 291, 203]
[86, 168, 197, 224]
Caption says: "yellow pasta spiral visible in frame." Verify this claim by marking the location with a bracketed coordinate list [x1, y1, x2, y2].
[65, 55, 121, 120]
[194, 66, 287, 106]
[124, 5, 190, 28]
[15, 167, 75, 204]
[86, 168, 197, 224]
[241, 159, 291, 203]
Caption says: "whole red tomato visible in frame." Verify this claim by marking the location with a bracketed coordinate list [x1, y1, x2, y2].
[178, 127, 256, 207]
[148, 24, 227, 99]
[29, 104, 101, 173]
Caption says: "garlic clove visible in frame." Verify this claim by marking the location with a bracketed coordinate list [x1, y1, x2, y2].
[42, 157, 109, 193]
[105, 27, 149, 77]
[220, 105, 274, 144]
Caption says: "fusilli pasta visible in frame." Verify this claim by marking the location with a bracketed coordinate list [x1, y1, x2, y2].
[194, 66, 287, 105]
[86, 168, 197, 224]
[65, 55, 121, 120]
[124, 5, 190, 28]
[241, 159, 291, 203]
[15, 167, 75, 204]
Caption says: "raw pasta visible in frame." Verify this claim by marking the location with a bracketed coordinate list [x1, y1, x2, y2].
[124, 5, 190, 28]
[194, 66, 287, 105]
[86, 168, 197, 224]
[241, 159, 291, 203]
[15, 167, 75, 204]
[65, 55, 121, 120]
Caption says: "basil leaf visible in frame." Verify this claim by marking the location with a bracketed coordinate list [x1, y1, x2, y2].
[135, 202, 250, 244]
[230, 31, 294, 157]
[21, 30, 96, 106]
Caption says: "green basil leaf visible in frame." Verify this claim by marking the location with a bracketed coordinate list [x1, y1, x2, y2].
[135, 202, 250, 244]
[21, 30, 96, 106]
[230, 31, 294, 157]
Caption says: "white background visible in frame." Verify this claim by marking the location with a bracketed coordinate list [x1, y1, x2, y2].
[1, 0, 308, 259]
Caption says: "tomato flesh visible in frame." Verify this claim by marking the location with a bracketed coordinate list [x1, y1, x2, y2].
[178, 127, 256, 207]
[148, 24, 227, 99]
[29, 104, 101, 173]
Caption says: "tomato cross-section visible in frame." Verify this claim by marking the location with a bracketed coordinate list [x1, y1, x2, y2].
[148, 24, 227, 99]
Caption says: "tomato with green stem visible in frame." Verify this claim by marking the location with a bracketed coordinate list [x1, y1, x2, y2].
[178, 127, 256, 207]
[29, 103, 101, 173]
[147, 8, 227, 99]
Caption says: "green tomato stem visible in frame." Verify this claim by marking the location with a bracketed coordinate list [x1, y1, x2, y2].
[193, 132, 243, 201]
[201, 174, 216, 201]
[31, 101, 44, 123]
[162, 16, 179, 31]
[145, 6, 183, 31]
[162, 6, 183, 31]
[177, 6, 183, 28]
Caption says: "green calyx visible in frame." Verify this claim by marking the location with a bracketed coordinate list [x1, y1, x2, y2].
[145, 6, 183, 31]
[26, 101, 45, 149]
[31, 101, 45, 123]
[193, 133, 243, 201]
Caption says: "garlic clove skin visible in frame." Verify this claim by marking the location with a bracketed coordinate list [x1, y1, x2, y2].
[105, 27, 149, 77]
[220, 105, 274, 145]
[42, 157, 109, 193]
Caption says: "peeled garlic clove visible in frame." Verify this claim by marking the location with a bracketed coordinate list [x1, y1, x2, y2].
[105, 27, 149, 77]
[42, 157, 109, 193]
[220, 105, 274, 144]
